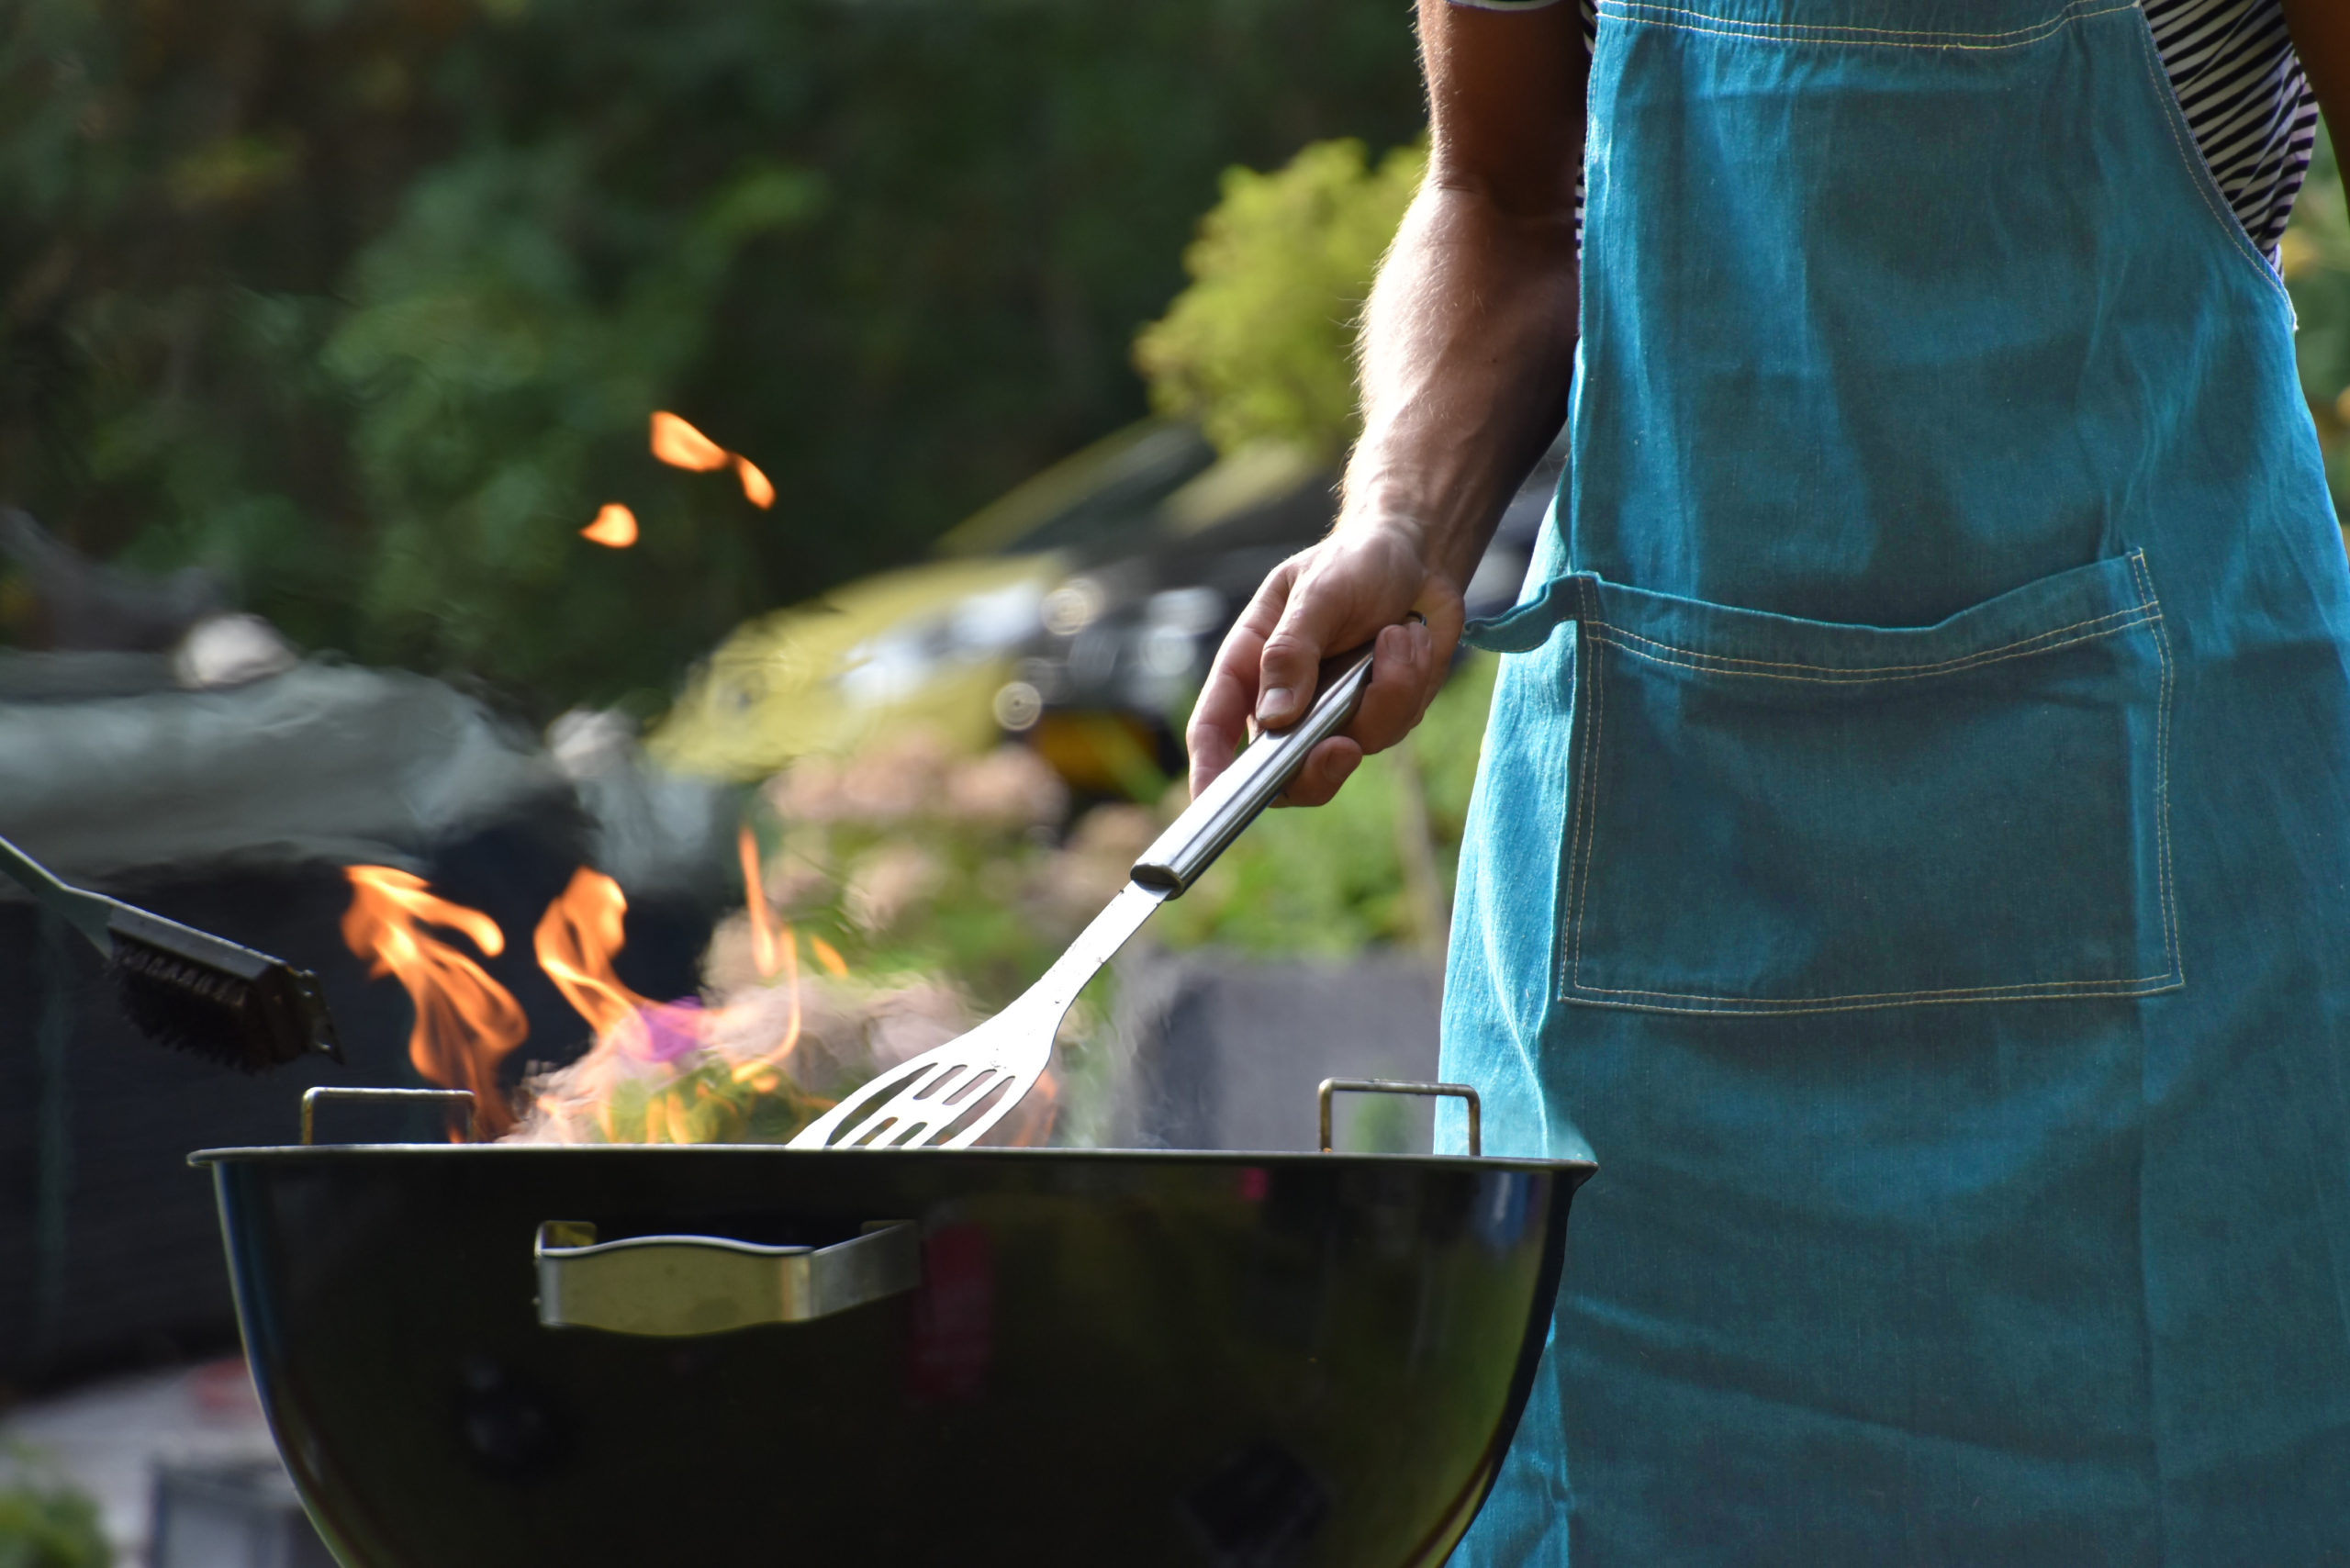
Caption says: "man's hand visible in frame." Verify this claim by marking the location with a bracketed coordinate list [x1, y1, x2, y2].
[1184, 0, 1587, 806]
[1187, 521, 1464, 807]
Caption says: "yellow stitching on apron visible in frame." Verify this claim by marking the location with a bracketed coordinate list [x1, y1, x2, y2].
[1599, 0, 2128, 40]
[1584, 610, 2158, 685]
[1561, 973, 2184, 1016]
[1594, 0, 2290, 312]
[1556, 547, 2182, 1009]
[1572, 964, 2181, 1003]
[2116, 5, 2293, 316]
[1595, 0, 2137, 51]
[1582, 599, 2154, 678]
[1576, 974, 2181, 1004]
[2128, 547, 2185, 985]
[1566, 576, 1610, 1003]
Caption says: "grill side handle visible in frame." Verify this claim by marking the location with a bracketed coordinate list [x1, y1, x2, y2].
[535, 1221, 920, 1337]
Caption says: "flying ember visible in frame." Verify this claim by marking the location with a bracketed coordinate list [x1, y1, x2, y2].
[734, 454, 776, 510]
[649, 410, 730, 472]
[652, 409, 775, 508]
[581, 503, 638, 548]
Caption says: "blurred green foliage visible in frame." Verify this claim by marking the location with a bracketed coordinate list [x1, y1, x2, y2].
[2287, 127, 2350, 521]
[0, 1455, 109, 1568]
[1135, 138, 1426, 464]
[0, 0, 1422, 711]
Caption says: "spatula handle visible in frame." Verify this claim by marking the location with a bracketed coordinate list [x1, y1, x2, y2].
[1132, 645, 1377, 896]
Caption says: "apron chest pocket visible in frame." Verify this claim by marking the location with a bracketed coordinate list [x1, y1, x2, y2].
[1554, 550, 2179, 1015]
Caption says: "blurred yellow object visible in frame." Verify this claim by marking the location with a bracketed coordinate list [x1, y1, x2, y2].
[649, 554, 1060, 781]
[932, 419, 1208, 556]
[1027, 711, 1169, 799]
[655, 415, 1220, 784]
[1158, 439, 1319, 535]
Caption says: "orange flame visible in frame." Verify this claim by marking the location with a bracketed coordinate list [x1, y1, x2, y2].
[650, 411, 729, 472]
[341, 867, 527, 1137]
[531, 868, 698, 1064]
[734, 454, 775, 510]
[1009, 1069, 1060, 1148]
[738, 824, 779, 979]
[730, 917, 803, 1082]
[500, 853, 839, 1146]
[582, 503, 638, 548]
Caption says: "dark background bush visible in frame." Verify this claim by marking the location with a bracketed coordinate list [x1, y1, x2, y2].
[0, 0, 1424, 714]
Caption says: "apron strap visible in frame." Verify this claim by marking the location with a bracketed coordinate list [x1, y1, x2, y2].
[1462, 573, 1586, 654]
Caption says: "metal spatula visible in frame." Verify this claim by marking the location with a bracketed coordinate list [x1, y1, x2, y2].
[790, 645, 1379, 1150]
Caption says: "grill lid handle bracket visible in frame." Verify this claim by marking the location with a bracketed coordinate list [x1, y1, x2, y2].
[301, 1086, 477, 1145]
[534, 1221, 921, 1337]
[1317, 1078, 1482, 1158]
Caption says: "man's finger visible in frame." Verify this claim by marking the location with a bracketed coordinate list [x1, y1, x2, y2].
[1254, 564, 1357, 729]
[1276, 735, 1363, 809]
[1410, 593, 1467, 731]
[1346, 618, 1436, 756]
[1188, 561, 1295, 796]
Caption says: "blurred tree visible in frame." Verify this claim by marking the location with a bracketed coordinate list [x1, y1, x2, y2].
[2287, 124, 2350, 527]
[1134, 137, 1425, 464]
[0, 0, 1424, 710]
[320, 149, 820, 692]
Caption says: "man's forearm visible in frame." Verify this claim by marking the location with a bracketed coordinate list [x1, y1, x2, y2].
[1184, 0, 1587, 801]
[1342, 182, 1581, 590]
[1339, 0, 1587, 594]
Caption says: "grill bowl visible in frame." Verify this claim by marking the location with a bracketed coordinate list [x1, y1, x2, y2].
[193, 1143, 1591, 1568]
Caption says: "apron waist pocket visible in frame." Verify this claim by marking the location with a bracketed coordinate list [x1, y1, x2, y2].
[1553, 549, 2181, 1015]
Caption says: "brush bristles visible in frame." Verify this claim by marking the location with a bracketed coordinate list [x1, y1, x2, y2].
[107, 920, 340, 1073]
[112, 936, 274, 1071]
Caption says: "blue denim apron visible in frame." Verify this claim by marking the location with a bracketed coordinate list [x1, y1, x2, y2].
[1440, 2, 2350, 1562]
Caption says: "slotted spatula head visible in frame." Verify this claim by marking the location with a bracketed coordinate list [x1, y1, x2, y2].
[788, 976, 1080, 1151]
[787, 1032, 1034, 1151]
[789, 644, 1377, 1153]
[790, 881, 1168, 1149]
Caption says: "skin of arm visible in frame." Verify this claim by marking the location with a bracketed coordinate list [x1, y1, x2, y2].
[1185, 0, 1589, 805]
[2281, 0, 2350, 135]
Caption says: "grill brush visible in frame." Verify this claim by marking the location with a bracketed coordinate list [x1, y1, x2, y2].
[1, 833, 342, 1072]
